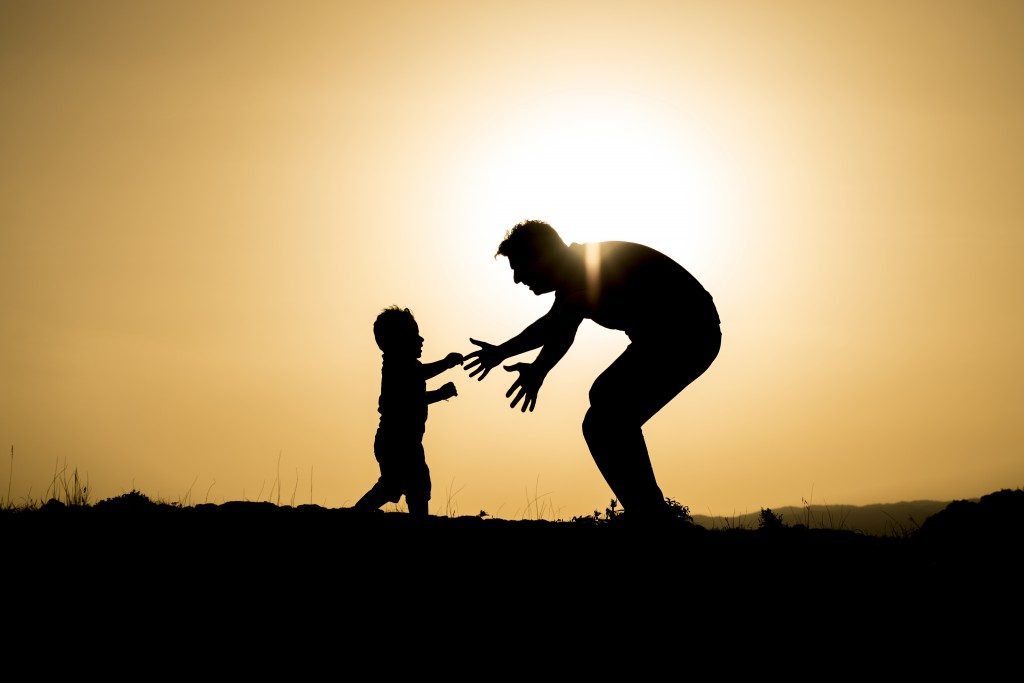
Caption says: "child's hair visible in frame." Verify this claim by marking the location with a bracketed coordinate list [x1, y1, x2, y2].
[373, 305, 416, 351]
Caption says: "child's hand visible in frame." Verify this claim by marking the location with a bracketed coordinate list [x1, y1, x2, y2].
[440, 381, 458, 400]
[445, 352, 464, 369]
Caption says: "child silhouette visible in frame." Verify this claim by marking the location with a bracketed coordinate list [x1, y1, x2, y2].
[354, 306, 463, 516]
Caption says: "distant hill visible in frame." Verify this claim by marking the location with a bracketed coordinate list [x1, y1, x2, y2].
[692, 498, 963, 537]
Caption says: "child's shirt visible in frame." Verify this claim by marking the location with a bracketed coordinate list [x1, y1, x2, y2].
[377, 354, 427, 439]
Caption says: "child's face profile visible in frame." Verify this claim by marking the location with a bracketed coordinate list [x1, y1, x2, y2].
[390, 319, 423, 359]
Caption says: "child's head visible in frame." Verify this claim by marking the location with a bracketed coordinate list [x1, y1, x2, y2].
[373, 306, 423, 358]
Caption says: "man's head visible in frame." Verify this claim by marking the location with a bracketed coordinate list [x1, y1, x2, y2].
[496, 220, 570, 295]
[373, 306, 423, 358]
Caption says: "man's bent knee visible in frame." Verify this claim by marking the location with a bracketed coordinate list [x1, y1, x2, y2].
[582, 406, 604, 443]
[583, 405, 638, 443]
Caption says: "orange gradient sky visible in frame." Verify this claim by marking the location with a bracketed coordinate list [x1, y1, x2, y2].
[2, 1, 1022, 517]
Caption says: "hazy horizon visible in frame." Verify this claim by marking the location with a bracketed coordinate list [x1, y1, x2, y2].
[3, 1, 1022, 518]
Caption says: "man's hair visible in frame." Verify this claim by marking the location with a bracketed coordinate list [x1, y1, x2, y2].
[373, 305, 416, 351]
[495, 220, 565, 259]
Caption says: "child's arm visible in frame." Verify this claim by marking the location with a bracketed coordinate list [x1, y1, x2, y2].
[426, 381, 458, 404]
[422, 352, 464, 380]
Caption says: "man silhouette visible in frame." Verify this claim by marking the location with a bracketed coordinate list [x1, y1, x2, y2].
[465, 220, 721, 523]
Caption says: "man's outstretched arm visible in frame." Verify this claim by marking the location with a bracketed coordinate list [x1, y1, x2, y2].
[464, 303, 581, 381]
[504, 315, 580, 412]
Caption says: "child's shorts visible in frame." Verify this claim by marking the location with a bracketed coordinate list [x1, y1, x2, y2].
[373, 429, 431, 503]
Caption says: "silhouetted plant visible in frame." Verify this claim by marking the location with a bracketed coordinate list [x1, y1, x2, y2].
[443, 477, 466, 517]
[704, 509, 753, 530]
[43, 459, 90, 507]
[5, 445, 12, 509]
[96, 489, 153, 509]
[758, 507, 785, 530]
[519, 476, 559, 520]
[882, 510, 921, 539]
[572, 497, 692, 526]
[665, 497, 693, 524]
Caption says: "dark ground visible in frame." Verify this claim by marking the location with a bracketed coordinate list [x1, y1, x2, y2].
[5, 488, 1020, 576]
[3, 489, 1021, 637]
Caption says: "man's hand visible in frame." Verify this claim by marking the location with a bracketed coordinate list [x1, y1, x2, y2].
[504, 362, 544, 412]
[464, 338, 505, 381]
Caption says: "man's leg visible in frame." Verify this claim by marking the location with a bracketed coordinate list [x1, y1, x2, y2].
[582, 331, 721, 519]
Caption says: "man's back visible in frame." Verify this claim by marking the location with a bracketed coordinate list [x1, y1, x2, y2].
[560, 241, 720, 340]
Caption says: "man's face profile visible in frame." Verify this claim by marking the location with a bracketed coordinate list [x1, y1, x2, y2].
[508, 252, 556, 295]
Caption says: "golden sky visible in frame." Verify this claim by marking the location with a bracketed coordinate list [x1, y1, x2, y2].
[2, 1, 1022, 517]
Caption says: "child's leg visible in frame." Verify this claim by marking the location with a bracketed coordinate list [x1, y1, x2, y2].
[405, 444, 431, 517]
[355, 430, 402, 511]
[406, 497, 428, 517]
[353, 480, 392, 511]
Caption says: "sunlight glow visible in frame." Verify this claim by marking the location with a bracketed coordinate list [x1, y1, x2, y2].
[585, 241, 600, 307]
[462, 91, 733, 266]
